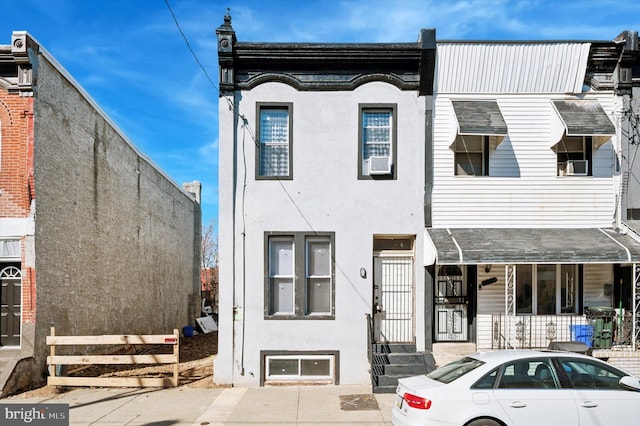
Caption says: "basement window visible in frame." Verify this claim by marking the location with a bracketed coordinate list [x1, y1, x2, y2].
[265, 354, 335, 383]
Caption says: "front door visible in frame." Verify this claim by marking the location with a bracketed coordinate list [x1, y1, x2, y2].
[434, 266, 469, 341]
[0, 265, 22, 346]
[373, 254, 414, 343]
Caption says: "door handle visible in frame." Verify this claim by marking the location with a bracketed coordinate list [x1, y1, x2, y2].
[509, 401, 526, 408]
[581, 401, 598, 408]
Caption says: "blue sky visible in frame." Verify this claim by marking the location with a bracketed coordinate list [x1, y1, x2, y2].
[2, 0, 640, 230]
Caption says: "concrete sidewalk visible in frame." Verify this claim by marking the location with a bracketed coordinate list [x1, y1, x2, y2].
[2, 384, 397, 425]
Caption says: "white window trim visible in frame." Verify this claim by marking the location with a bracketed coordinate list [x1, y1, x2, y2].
[305, 237, 333, 315]
[265, 354, 335, 382]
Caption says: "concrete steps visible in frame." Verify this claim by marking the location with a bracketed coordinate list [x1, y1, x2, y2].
[370, 343, 435, 394]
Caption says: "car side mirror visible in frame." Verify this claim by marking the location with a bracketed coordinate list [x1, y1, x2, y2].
[619, 375, 640, 391]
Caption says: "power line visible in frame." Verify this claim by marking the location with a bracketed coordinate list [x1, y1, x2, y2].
[164, 1, 318, 234]
[164, 0, 218, 93]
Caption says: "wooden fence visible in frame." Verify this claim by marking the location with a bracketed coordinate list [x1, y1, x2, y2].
[46, 327, 180, 388]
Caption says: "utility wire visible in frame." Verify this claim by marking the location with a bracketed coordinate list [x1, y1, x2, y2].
[165, 0, 218, 93]
[165, 2, 368, 308]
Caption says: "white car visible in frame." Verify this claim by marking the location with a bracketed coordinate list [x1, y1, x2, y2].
[391, 349, 640, 426]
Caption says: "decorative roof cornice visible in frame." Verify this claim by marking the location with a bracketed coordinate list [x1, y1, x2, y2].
[216, 14, 436, 95]
[232, 42, 423, 91]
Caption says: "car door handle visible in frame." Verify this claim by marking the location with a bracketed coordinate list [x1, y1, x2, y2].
[509, 401, 527, 408]
[581, 401, 598, 408]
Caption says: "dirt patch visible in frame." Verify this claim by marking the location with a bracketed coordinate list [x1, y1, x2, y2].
[14, 331, 219, 398]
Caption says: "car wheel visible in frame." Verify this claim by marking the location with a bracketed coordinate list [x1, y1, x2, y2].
[466, 419, 501, 426]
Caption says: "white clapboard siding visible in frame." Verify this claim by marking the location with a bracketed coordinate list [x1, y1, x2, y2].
[432, 93, 619, 228]
[583, 264, 614, 307]
[477, 269, 507, 315]
[476, 314, 495, 350]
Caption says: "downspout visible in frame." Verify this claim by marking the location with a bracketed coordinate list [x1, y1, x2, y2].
[419, 28, 436, 350]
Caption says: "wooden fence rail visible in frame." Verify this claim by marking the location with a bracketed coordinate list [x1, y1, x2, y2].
[46, 327, 180, 388]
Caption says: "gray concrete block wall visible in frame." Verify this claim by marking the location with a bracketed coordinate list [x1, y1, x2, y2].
[29, 51, 200, 370]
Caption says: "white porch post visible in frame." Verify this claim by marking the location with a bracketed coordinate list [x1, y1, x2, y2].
[634, 264, 640, 349]
[506, 265, 516, 348]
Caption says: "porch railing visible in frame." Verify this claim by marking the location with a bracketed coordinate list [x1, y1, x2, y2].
[491, 314, 589, 350]
[490, 312, 636, 350]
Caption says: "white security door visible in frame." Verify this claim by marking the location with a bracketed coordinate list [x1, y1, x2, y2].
[435, 304, 468, 341]
[373, 255, 414, 343]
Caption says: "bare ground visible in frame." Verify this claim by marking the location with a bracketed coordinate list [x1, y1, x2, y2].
[15, 331, 219, 398]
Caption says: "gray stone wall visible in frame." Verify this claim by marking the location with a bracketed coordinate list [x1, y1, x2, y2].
[29, 51, 200, 372]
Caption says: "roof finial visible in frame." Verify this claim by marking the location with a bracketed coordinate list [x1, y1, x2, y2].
[223, 8, 231, 26]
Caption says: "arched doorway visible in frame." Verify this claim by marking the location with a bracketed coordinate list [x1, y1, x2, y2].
[1, 265, 22, 346]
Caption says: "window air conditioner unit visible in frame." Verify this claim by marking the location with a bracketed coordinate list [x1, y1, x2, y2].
[563, 160, 588, 176]
[368, 156, 392, 175]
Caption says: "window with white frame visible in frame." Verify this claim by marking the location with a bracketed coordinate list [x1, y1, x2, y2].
[555, 136, 592, 176]
[257, 103, 292, 179]
[359, 105, 396, 179]
[265, 232, 335, 319]
[454, 135, 489, 176]
[265, 354, 335, 382]
[268, 237, 295, 315]
[306, 238, 332, 314]
[516, 264, 579, 315]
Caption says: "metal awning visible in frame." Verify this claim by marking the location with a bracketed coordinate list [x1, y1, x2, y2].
[451, 100, 508, 135]
[552, 100, 615, 136]
[425, 228, 640, 265]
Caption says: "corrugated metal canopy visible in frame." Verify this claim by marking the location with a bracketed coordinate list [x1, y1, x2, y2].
[552, 100, 615, 136]
[426, 228, 640, 265]
[436, 42, 591, 94]
[451, 101, 508, 135]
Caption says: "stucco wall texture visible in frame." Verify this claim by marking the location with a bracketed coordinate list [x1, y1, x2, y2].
[25, 51, 200, 379]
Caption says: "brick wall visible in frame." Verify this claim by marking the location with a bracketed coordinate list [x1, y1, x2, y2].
[0, 93, 32, 216]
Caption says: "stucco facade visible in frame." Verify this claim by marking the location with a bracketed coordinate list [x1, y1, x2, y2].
[0, 31, 201, 396]
[215, 14, 435, 388]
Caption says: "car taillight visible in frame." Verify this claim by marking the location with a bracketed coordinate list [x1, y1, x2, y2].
[403, 392, 432, 410]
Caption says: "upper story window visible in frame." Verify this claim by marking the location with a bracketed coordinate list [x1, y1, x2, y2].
[359, 104, 397, 179]
[555, 136, 592, 176]
[265, 232, 335, 319]
[454, 135, 489, 176]
[256, 103, 292, 179]
[450, 101, 507, 177]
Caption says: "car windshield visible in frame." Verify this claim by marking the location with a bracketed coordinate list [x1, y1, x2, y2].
[427, 357, 485, 384]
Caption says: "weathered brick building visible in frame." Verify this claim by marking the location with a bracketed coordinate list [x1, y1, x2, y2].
[0, 31, 202, 396]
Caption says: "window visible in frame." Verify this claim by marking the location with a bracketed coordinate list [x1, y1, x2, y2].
[497, 359, 557, 389]
[560, 264, 578, 313]
[555, 136, 592, 176]
[265, 232, 335, 319]
[537, 265, 556, 315]
[359, 104, 396, 179]
[306, 238, 332, 314]
[257, 103, 292, 179]
[265, 354, 335, 382]
[268, 237, 295, 315]
[559, 357, 627, 390]
[454, 135, 489, 176]
[516, 264, 578, 315]
[261, 351, 339, 384]
[427, 357, 484, 384]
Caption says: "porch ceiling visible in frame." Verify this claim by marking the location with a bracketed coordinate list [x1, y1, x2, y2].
[425, 228, 640, 265]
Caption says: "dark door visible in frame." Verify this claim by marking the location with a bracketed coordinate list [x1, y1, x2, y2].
[0, 265, 22, 346]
